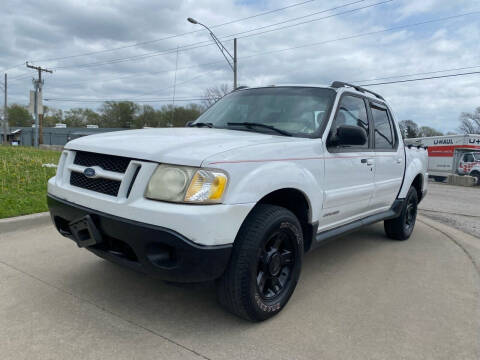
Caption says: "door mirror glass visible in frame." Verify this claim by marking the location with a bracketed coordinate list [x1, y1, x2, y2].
[334, 125, 367, 146]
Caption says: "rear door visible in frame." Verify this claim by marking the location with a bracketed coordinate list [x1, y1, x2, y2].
[369, 101, 404, 210]
[321, 94, 376, 229]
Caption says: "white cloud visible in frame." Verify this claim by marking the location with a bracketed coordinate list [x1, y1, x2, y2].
[1, 0, 479, 132]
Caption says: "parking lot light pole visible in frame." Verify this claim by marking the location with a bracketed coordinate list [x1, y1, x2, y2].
[187, 17, 237, 89]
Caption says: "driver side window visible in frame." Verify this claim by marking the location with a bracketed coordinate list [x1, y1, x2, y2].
[464, 154, 474, 162]
[328, 95, 369, 149]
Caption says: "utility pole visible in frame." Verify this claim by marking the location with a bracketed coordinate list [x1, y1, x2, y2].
[2, 74, 7, 144]
[26, 62, 52, 147]
[233, 38, 237, 90]
[170, 46, 179, 127]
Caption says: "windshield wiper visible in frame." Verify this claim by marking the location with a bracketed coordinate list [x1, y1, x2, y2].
[227, 122, 292, 136]
[189, 122, 214, 128]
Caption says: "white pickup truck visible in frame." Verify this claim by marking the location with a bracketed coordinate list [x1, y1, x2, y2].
[47, 82, 428, 321]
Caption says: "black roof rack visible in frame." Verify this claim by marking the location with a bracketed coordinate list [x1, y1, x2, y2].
[331, 81, 385, 101]
[233, 86, 249, 91]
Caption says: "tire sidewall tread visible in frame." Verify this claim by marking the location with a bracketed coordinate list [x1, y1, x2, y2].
[217, 204, 303, 321]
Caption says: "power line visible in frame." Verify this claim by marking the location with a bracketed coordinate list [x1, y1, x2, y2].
[8, 0, 324, 66]
[237, 10, 480, 60]
[359, 70, 480, 86]
[43, 70, 480, 104]
[225, 0, 392, 40]
[48, 0, 384, 70]
[52, 59, 227, 86]
[353, 64, 480, 83]
[47, 8, 479, 72]
[44, 97, 207, 103]
[11, 9, 479, 97]
[9, 9, 480, 97]
[45, 71, 480, 102]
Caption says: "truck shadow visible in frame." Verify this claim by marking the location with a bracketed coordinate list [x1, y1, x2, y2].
[62, 222, 393, 332]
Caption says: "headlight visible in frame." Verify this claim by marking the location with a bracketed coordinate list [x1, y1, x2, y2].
[145, 165, 228, 204]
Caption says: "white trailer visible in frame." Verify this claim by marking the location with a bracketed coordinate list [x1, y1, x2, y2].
[405, 134, 480, 182]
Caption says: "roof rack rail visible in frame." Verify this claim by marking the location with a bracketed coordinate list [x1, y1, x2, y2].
[233, 86, 249, 91]
[330, 81, 385, 101]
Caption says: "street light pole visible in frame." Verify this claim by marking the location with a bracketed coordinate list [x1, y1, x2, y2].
[187, 17, 237, 89]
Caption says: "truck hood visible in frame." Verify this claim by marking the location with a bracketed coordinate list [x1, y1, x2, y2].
[65, 128, 303, 166]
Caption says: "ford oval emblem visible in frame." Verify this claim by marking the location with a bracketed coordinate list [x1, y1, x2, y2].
[83, 167, 96, 178]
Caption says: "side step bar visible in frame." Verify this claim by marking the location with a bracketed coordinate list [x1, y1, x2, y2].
[311, 199, 404, 249]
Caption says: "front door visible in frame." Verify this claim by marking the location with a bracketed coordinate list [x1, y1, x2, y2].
[321, 94, 375, 230]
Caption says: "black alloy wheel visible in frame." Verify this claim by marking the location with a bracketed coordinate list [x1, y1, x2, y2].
[256, 228, 296, 301]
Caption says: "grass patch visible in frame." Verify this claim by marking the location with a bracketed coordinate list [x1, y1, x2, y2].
[0, 146, 61, 218]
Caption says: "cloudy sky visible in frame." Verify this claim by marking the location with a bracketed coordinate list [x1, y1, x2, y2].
[1, 0, 479, 132]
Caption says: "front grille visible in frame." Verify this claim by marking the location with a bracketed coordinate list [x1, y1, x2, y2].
[74, 151, 131, 173]
[70, 172, 121, 196]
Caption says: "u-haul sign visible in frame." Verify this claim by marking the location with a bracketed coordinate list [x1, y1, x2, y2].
[405, 134, 480, 177]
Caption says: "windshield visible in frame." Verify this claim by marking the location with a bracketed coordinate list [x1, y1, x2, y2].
[194, 87, 336, 137]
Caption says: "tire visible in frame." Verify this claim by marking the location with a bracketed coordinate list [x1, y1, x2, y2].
[471, 171, 480, 186]
[216, 204, 303, 322]
[384, 186, 418, 241]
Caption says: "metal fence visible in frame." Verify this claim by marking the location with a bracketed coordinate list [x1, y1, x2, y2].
[1, 127, 128, 146]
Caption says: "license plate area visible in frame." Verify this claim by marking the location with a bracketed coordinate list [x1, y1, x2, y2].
[69, 215, 103, 248]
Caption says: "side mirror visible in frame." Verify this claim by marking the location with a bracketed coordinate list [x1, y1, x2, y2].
[333, 125, 367, 147]
[186, 121, 194, 127]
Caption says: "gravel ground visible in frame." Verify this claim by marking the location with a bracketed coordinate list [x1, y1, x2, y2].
[419, 181, 480, 238]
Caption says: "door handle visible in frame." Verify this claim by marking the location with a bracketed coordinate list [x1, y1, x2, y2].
[361, 158, 375, 166]
[396, 158, 402, 164]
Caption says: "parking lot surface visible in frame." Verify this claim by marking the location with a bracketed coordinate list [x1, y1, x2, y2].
[420, 182, 480, 238]
[1, 217, 479, 360]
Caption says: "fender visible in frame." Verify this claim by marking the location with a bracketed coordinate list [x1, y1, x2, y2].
[398, 149, 425, 198]
[224, 161, 322, 223]
[468, 164, 480, 175]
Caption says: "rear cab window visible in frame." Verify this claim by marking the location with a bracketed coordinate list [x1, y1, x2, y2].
[370, 102, 397, 150]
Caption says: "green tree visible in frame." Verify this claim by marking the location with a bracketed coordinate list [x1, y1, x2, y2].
[64, 108, 101, 127]
[398, 120, 419, 138]
[134, 105, 158, 128]
[418, 126, 443, 137]
[7, 104, 32, 127]
[159, 104, 202, 127]
[43, 107, 63, 127]
[100, 101, 139, 128]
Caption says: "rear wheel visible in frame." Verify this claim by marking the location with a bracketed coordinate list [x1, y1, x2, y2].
[216, 204, 303, 321]
[471, 171, 480, 186]
[384, 187, 418, 241]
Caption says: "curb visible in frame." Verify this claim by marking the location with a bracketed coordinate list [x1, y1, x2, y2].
[418, 215, 480, 276]
[0, 212, 51, 235]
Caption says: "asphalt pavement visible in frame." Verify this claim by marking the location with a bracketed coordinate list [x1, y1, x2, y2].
[1, 217, 479, 360]
[419, 181, 480, 238]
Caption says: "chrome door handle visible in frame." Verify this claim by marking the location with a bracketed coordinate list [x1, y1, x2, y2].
[361, 158, 375, 165]
[396, 158, 402, 164]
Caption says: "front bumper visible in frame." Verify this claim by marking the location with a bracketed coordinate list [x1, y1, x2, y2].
[48, 194, 232, 282]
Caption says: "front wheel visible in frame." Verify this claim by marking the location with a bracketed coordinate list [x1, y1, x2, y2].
[384, 186, 418, 241]
[216, 204, 303, 321]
